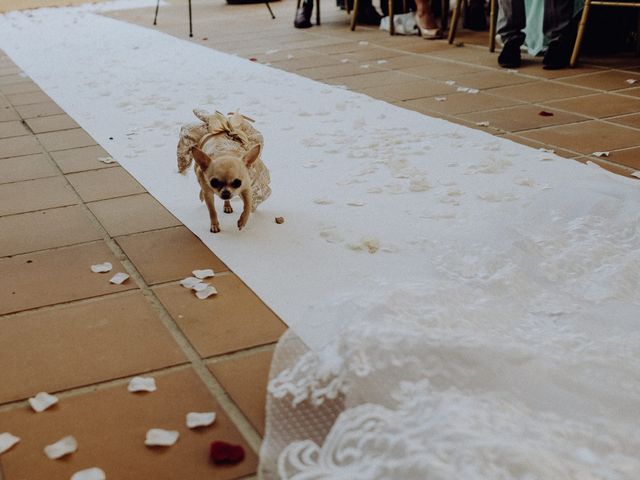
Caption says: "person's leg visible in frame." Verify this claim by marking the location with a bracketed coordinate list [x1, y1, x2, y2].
[415, 0, 439, 30]
[294, 0, 313, 28]
[542, 0, 573, 68]
[496, 0, 525, 67]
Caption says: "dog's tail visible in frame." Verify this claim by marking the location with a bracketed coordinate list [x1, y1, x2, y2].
[177, 123, 204, 174]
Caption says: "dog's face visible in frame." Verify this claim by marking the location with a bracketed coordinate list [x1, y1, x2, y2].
[191, 144, 261, 200]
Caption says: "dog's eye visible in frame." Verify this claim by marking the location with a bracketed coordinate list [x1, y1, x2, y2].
[210, 178, 223, 189]
[231, 179, 242, 189]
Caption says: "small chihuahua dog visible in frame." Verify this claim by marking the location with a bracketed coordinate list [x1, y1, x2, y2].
[177, 110, 271, 233]
[190, 143, 261, 233]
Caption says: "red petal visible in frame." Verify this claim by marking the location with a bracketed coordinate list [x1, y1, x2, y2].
[249, 57, 257, 62]
[538, 111, 554, 117]
[210, 441, 246, 465]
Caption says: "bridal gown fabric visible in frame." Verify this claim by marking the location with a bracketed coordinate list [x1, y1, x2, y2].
[0, 3, 639, 479]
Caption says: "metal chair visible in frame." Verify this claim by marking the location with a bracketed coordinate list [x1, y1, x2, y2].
[571, 0, 640, 66]
[351, 0, 447, 35]
[448, 0, 498, 51]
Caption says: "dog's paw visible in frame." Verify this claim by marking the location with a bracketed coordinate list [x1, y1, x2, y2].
[237, 216, 248, 230]
[210, 224, 221, 233]
[224, 204, 233, 214]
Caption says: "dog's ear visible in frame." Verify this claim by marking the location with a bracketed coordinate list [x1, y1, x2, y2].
[242, 143, 261, 167]
[191, 146, 211, 170]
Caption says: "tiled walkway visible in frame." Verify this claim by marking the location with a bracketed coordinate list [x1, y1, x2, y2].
[1, 0, 639, 478]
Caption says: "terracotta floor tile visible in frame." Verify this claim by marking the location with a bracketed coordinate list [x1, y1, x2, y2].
[295, 63, 384, 80]
[66, 167, 146, 202]
[607, 113, 640, 130]
[208, 350, 273, 436]
[0, 75, 29, 87]
[310, 41, 368, 54]
[0, 104, 19, 122]
[514, 61, 603, 79]
[153, 274, 286, 357]
[447, 69, 534, 89]
[327, 70, 418, 89]
[0, 153, 59, 184]
[459, 105, 588, 133]
[329, 47, 400, 62]
[427, 45, 502, 67]
[618, 87, 640, 98]
[0, 81, 41, 95]
[36, 128, 96, 152]
[271, 55, 341, 71]
[558, 70, 640, 91]
[403, 91, 522, 115]
[6, 91, 52, 106]
[518, 121, 640, 155]
[399, 60, 485, 79]
[396, 39, 455, 54]
[14, 101, 64, 119]
[25, 113, 80, 133]
[373, 54, 434, 70]
[116, 226, 228, 285]
[488, 80, 593, 103]
[599, 147, 640, 170]
[0, 292, 186, 404]
[87, 193, 181, 236]
[0, 205, 102, 257]
[49, 144, 116, 173]
[0, 241, 136, 315]
[0, 368, 257, 480]
[499, 134, 577, 158]
[360, 78, 456, 102]
[0, 66, 21, 77]
[0, 176, 79, 216]
[575, 156, 637, 177]
[0, 134, 42, 159]
[543, 93, 640, 119]
[0, 119, 29, 138]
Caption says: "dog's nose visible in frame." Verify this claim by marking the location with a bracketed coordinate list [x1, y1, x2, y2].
[221, 190, 231, 200]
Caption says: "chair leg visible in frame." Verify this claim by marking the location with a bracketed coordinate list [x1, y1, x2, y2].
[296, 0, 301, 9]
[389, 0, 395, 35]
[489, 0, 497, 52]
[350, 0, 359, 30]
[188, 0, 193, 37]
[153, 0, 160, 25]
[440, 0, 449, 32]
[570, 0, 591, 67]
[448, 0, 462, 44]
[316, 0, 321, 25]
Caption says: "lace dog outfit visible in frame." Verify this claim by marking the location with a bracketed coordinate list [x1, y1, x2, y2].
[177, 109, 271, 211]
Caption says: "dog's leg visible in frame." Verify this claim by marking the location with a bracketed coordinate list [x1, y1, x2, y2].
[203, 193, 220, 233]
[237, 189, 252, 230]
[199, 189, 204, 202]
[224, 200, 233, 214]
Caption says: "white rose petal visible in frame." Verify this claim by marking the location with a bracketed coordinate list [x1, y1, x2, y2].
[445, 80, 455, 85]
[592, 151, 609, 158]
[128, 376, 156, 393]
[192, 269, 215, 279]
[265, 49, 279, 54]
[538, 148, 555, 154]
[191, 282, 209, 292]
[90, 262, 112, 273]
[358, 41, 369, 45]
[145, 429, 179, 447]
[286, 54, 294, 59]
[456, 86, 470, 92]
[180, 276, 202, 289]
[467, 88, 479, 94]
[313, 197, 333, 205]
[109, 272, 129, 285]
[347, 201, 365, 206]
[475, 121, 490, 127]
[360, 64, 370, 69]
[44, 435, 78, 459]
[340, 58, 349, 63]
[97, 156, 116, 164]
[28, 392, 59, 413]
[71, 467, 106, 480]
[0, 433, 20, 455]
[632, 171, 640, 179]
[196, 285, 218, 300]
[625, 78, 638, 84]
[376, 59, 387, 64]
[435, 96, 446, 102]
[186, 412, 216, 429]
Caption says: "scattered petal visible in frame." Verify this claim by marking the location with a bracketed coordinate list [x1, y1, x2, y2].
[265, 49, 279, 54]
[456, 86, 470, 92]
[97, 156, 116, 164]
[445, 80, 455, 85]
[28, 392, 58, 413]
[434, 96, 446, 102]
[348, 237, 380, 254]
[376, 59, 387, 64]
[249, 57, 257, 62]
[275, 216, 285, 224]
[538, 111, 554, 117]
[71, 468, 106, 480]
[632, 171, 640, 179]
[90, 262, 112, 273]
[475, 121, 490, 127]
[186, 412, 216, 429]
[192, 269, 215, 279]
[44, 435, 78, 459]
[340, 58, 349, 63]
[0, 433, 20, 455]
[467, 88, 479, 94]
[180, 276, 202, 289]
[313, 197, 333, 205]
[347, 201, 365, 206]
[358, 41, 369, 45]
[192, 282, 209, 292]
[210, 441, 245, 465]
[626, 78, 638, 84]
[592, 151, 609, 158]
[145, 429, 179, 447]
[360, 64, 370, 69]
[409, 177, 430, 192]
[109, 272, 129, 284]
[506, 68, 519, 73]
[286, 54, 294, 59]
[196, 285, 218, 300]
[128, 376, 156, 393]
[538, 148, 555, 154]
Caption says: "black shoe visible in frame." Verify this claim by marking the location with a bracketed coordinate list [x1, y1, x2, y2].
[543, 39, 571, 70]
[357, 3, 382, 25]
[463, 3, 487, 31]
[294, 2, 313, 28]
[498, 40, 521, 68]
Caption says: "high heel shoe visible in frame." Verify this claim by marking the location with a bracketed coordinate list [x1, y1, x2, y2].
[415, 14, 442, 39]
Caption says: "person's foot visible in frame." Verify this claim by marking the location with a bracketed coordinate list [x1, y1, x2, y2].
[357, 3, 382, 25]
[415, 12, 442, 39]
[463, 2, 487, 31]
[543, 39, 571, 70]
[498, 40, 521, 68]
[294, 2, 313, 28]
